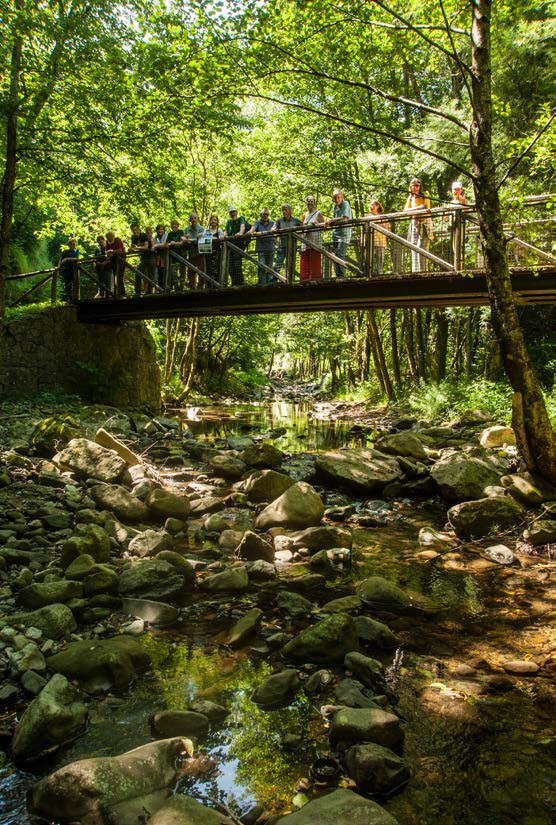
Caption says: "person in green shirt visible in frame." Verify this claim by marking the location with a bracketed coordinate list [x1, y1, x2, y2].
[166, 219, 186, 291]
[224, 207, 246, 286]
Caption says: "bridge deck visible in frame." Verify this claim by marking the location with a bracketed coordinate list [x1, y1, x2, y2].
[76, 268, 556, 323]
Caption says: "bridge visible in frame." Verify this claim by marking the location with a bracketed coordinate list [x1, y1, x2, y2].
[7, 203, 556, 321]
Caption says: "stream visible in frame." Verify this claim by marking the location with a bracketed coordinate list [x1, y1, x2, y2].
[0, 401, 554, 825]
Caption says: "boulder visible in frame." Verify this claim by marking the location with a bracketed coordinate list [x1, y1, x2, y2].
[94, 428, 141, 466]
[240, 443, 283, 468]
[120, 598, 178, 627]
[17, 580, 83, 609]
[147, 488, 191, 521]
[430, 453, 502, 501]
[523, 520, 556, 546]
[315, 448, 402, 494]
[319, 595, 361, 614]
[90, 484, 149, 523]
[244, 469, 295, 503]
[479, 425, 516, 448]
[344, 652, 386, 693]
[226, 607, 263, 647]
[11, 674, 87, 761]
[188, 700, 229, 723]
[151, 711, 209, 740]
[118, 559, 189, 602]
[353, 616, 399, 650]
[345, 743, 409, 795]
[276, 590, 314, 617]
[252, 668, 301, 709]
[448, 496, 525, 539]
[65, 554, 97, 580]
[246, 559, 277, 579]
[235, 530, 274, 563]
[147, 795, 234, 825]
[82, 566, 119, 596]
[54, 438, 126, 482]
[287, 525, 352, 552]
[218, 529, 245, 551]
[276, 789, 399, 825]
[32, 416, 81, 456]
[329, 707, 404, 750]
[255, 482, 324, 530]
[28, 737, 191, 825]
[199, 566, 249, 593]
[128, 529, 173, 558]
[335, 678, 382, 709]
[208, 453, 247, 478]
[155, 552, 195, 584]
[282, 613, 359, 665]
[374, 432, 428, 461]
[61, 524, 111, 568]
[501, 472, 556, 507]
[357, 576, 436, 615]
[47, 635, 150, 693]
[8, 604, 76, 640]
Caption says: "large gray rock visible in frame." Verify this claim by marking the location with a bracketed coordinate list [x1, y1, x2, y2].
[276, 789, 399, 825]
[335, 679, 382, 709]
[240, 442, 283, 468]
[479, 425, 516, 448]
[151, 711, 209, 740]
[287, 525, 352, 551]
[120, 598, 178, 627]
[345, 743, 410, 795]
[255, 482, 324, 529]
[235, 530, 274, 563]
[118, 559, 189, 602]
[17, 580, 83, 609]
[128, 529, 173, 558]
[90, 484, 149, 522]
[199, 566, 249, 593]
[29, 737, 190, 825]
[61, 523, 111, 568]
[8, 604, 76, 640]
[344, 652, 386, 693]
[353, 616, 399, 650]
[47, 635, 150, 693]
[226, 607, 263, 647]
[244, 469, 295, 503]
[448, 496, 525, 539]
[374, 432, 428, 461]
[11, 674, 87, 761]
[209, 453, 247, 478]
[501, 471, 556, 507]
[282, 613, 359, 665]
[54, 438, 126, 482]
[357, 576, 436, 615]
[148, 795, 234, 825]
[252, 668, 300, 709]
[315, 448, 402, 494]
[147, 488, 190, 521]
[329, 707, 404, 750]
[430, 453, 503, 501]
[276, 590, 314, 617]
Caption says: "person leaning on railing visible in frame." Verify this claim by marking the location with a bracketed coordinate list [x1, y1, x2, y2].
[325, 189, 352, 277]
[58, 238, 79, 302]
[404, 177, 433, 273]
[224, 207, 247, 286]
[368, 200, 390, 276]
[248, 208, 277, 285]
[184, 212, 205, 290]
[166, 220, 186, 291]
[300, 196, 325, 280]
[154, 224, 168, 290]
[105, 231, 125, 298]
[205, 215, 224, 287]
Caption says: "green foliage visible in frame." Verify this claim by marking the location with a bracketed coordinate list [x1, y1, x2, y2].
[5, 301, 63, 324]
[401, 379, 514, 423]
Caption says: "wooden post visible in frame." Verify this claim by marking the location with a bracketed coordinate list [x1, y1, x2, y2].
[364, 224, 372, 277]
[51, 269, 58, 303]
[72, 261, 80, 302]
[220, 241, 228, 287]
[454, 209, 463, 270]
[286, 232, 295, 284]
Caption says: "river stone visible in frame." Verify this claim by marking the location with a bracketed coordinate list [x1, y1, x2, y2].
[276, 590, 314, 617]
[255, 482, 324, 530]
[418, 526, 458, 550]
[128, 529, 173, 558]
[240, 442, 283, 468]
[61, 523, 111, 568]
[226, 607, 263, 646]
[235, 530, 274, 563]
[502, 660, 540, 676]
[17, 580, 83, 609]
[94, 428, 141, 466]
[82, 565, 119, 596]
[246, 559, 277, 579]
[28, 737, 190, 825]
[345, 743, 410, 795]
[90, 484, 149, 522]
[320, 595, 362, 614]
[199, 566, 249, 593]
[11, 674, 87, 761]
[448, 496, 525, 539]
[118, 559, 189, 601]
[120, 598, 178, 627]
[287, 525, 353, 551]
[244, 469, 295, 503]
[282, 613, 359, 664]
[228, 436, 255, 451]
[276, 789, 399, 825]
[147, 488, 191, 521]
[11, 642, 46, 674]
[54, 438, 126, 482]
[151, 711, 209, 740]
[155, 551, 195, 583]
[209, 453, 247, 478]
[430, 453, 503, 501]
[47, 635, 150, 693]
[523, 519, 556, 546]
[353, 616, 399, 650]
[374, 432, 428, 461]
[32, 416, 81, 456]
[335, 678, 382, 709]
[315, 448, 402, 493]
[9, 604, 77, 640]
[500, 472, 556, 507]
[188, 700, 229, 723]
[479, 425, 516, 448]
[252, 668, 301, 709]
[65, 554, 97, 580]
[356, 576, 410, 613]
[147, 794, 235, 825]
[310, 547, 351, 574]
[330, 707, 404, 750]
[21, 670, 47, 696]
[345, 652, 386, 693]
[483, 544, 515, 565]
[219, 529, 246, 551]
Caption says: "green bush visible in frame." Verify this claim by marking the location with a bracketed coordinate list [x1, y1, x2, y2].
[401, 379, 514, 423]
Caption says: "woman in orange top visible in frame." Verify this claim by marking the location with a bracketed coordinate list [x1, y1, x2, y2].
[404, 177, 432, 273]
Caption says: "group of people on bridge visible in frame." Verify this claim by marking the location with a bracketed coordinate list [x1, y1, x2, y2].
[57, 179, 467, 300]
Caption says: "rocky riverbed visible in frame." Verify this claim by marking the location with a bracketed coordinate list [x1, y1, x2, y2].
[0, 398, 554, 825]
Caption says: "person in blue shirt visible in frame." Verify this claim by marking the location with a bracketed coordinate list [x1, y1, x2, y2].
[326, 189, 352, 277]
[248, 208, 276, 284]
[58, 238, 79, 302]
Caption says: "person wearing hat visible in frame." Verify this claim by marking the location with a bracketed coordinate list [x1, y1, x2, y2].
[448, 181, 466, 268]
[224, 207, 246, 286]
[326, 189, 352, 277]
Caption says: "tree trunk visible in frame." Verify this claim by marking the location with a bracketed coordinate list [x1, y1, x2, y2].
[434, 309, 449, 381]
[367, 310, 394, 401]
[390, 309, 402, 386]
[469, 0, 556, 481]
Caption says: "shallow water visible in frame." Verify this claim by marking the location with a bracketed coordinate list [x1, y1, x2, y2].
[1, 403, 554, 824]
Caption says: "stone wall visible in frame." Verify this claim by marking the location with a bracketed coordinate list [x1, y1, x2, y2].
[0, 307, 161, 411]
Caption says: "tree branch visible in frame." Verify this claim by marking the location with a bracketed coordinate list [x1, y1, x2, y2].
[497, 112, 556, 190]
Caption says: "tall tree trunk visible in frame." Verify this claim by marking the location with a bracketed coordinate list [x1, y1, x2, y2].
[0, 0, 23, 332]
[402, 309, 419, 382]
[434, 309, 449, 381]
[469, 0, 556, 481]
[390, 309, 402, 387]
[367, 310, 395, 401]
[414, 309, 427, 380]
